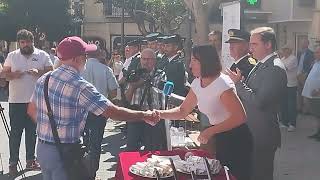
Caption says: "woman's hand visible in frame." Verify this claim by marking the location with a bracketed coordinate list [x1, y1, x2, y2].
[197, 128, 214, 144]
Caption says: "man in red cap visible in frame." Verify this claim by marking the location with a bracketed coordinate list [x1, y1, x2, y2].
[27, 36, 160, 180]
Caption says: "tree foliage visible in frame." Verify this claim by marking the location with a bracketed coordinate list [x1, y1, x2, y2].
[99, 0, 187, 34]
[0, 0, 72, 45]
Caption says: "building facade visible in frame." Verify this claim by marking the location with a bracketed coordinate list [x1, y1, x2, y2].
[82, 0, 317, 53]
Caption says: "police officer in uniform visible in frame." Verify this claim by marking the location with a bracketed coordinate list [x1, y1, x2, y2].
[126, 39, 142, 73]
[226, 29, 256, 80]
[163, 34, 187, 96]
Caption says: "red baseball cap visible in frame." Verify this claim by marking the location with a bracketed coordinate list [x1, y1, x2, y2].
[57, 36, 97, 61]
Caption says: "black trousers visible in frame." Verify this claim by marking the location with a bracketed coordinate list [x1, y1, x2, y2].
[9, 103, 36, 165]
[215, 124, 253, 180]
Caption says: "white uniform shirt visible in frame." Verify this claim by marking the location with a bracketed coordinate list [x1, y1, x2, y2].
[302, 61, 320, 99]
[281, 55, 298, 87]
[191, 73, 235, 125]
[4, 48, 52, 103]
[118, 53, 139, 80]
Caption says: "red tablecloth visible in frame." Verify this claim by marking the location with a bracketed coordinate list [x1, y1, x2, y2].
[115, 149, 236, 180]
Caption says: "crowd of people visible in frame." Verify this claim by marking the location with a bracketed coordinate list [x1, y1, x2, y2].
[0, 26, 319, 180]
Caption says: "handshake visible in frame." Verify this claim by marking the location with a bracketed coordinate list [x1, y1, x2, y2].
[142, 110, 162, 126]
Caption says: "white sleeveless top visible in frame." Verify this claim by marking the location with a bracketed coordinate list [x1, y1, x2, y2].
[191, 73, 235, 125]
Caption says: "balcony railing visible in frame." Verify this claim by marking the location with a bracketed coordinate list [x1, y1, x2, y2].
[104, 0, 130, 17]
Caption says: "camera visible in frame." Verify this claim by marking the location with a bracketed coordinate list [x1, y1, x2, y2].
[122, 68, 148, 83]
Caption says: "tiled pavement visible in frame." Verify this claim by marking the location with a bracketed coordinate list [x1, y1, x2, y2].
[0, 102, 319, 180]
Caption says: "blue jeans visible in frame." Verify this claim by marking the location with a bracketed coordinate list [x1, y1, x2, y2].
[281, 87, 297, 126]
[83, 113, 106, 177]
[9, 103, 36, 165]
[37, 141, 67, 180]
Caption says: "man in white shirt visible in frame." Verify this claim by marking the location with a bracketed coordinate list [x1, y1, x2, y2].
[82, 47, 119, 179]
[302, 46, 320, 140]
[2, 29, 53, 176]
[280, 45, 298, 131]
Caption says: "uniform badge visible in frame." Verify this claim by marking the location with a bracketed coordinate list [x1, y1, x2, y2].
[248, 57, 256, 65]
[228, 30, 234, 36]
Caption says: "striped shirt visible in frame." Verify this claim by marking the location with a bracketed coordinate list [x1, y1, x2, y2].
[30, 64, 110, 143]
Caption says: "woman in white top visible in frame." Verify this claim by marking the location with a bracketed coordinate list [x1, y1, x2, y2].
[280, 46, 298, 131]
[156, 45, 253, 180]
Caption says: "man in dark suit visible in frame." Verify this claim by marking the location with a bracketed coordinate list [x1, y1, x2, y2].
[226, 29, 256, 80]
[226, 27, 287, 180]
[163, 35, 187, 96]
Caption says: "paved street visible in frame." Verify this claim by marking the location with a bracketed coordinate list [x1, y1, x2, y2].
[0, 102, 319, 180]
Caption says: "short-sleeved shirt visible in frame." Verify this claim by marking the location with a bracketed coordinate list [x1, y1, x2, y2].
[191, 73, 235, 125]
[30, 64, 111, 143]
[82, 58, 119, 97]
[302, 61, 320, 99]
[4, 48, 53, 103]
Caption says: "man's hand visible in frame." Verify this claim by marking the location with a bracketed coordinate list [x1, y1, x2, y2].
[197, 128, 214, 144]
[26, 68, 39, 76]
[225, 68, 242, 83]
[143, 110, 160, 126]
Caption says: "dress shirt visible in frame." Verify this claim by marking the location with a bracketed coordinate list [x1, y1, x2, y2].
[259, 52, 277, 63]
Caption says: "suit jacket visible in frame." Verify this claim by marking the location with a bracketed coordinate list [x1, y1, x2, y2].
[230, 54, 256, 80]
[165, 55, 186, 96]
[235, 54, 287, 149]
[297, 48, 314, 74]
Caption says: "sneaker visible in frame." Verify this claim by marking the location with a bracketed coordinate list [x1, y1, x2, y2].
[9, 164, 18, 177]
[287, 125, 296, 132]
[25, 159, 41, 171]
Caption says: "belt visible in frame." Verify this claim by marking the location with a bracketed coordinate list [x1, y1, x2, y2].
[38, 139, 56, 145]
[38, 139, 80, 146]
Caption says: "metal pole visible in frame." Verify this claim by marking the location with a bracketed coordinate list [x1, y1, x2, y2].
[121, 0, 125, 60]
